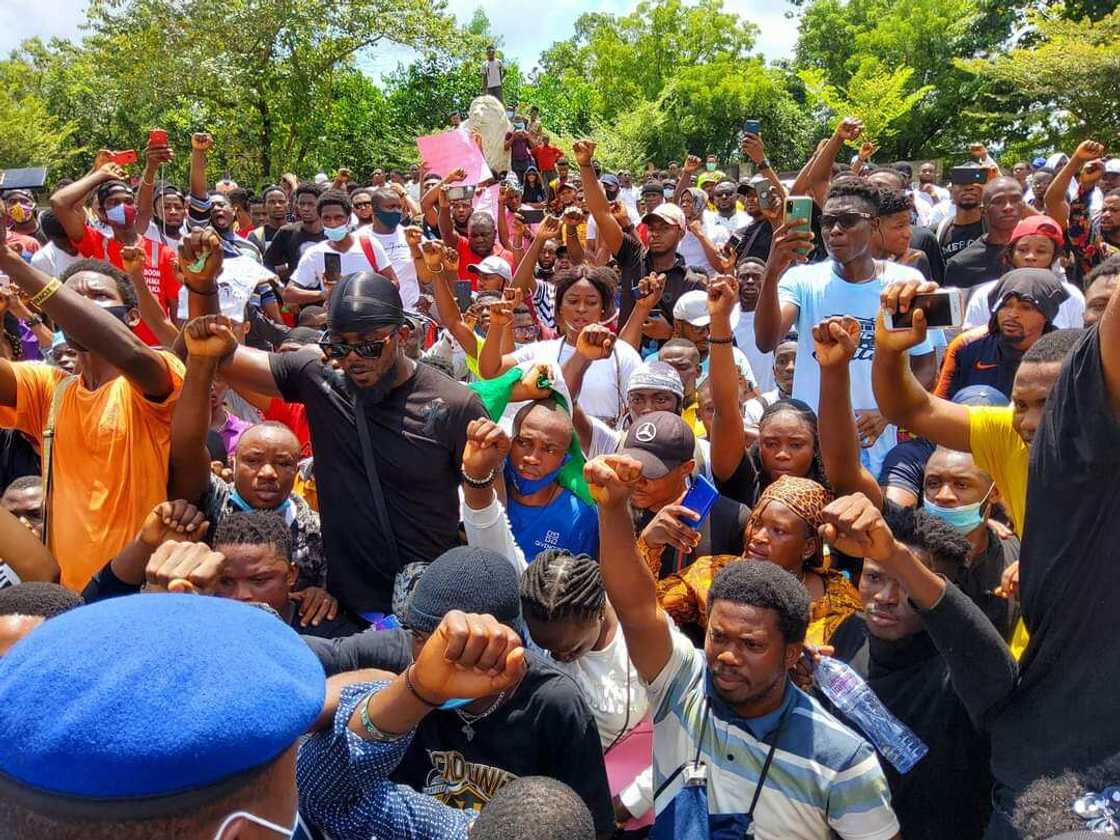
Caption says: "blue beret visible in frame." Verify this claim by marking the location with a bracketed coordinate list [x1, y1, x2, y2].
[0, 594, 324, 807]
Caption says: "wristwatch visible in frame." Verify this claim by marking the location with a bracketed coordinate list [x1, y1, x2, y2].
[757, 158, 772, 171]
[25, 315, 44, 328]
[358, 691, 408, 742]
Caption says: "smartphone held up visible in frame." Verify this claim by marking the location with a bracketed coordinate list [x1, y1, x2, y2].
[885, 289, 964, 330]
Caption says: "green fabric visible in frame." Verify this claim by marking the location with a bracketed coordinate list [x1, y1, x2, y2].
[469, 366, 595, 507]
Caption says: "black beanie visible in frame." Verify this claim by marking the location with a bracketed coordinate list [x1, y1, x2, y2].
[327, 271, 405, 333]
[404, 546, 522, 634]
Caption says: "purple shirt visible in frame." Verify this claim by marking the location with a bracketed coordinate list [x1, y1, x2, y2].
[215, 412, 253, 456]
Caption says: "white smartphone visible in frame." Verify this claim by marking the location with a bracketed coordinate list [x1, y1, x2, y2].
[885, 289, 964, 330]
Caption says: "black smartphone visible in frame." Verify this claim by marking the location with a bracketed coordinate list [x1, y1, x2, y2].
[950, 166, 986, 186]
[519, 207, 545, 224]
[455, 280, 473, 313]
[727, 232, 743, 252]
[323, 252, 341, 278]
[743, 119, 761, 136]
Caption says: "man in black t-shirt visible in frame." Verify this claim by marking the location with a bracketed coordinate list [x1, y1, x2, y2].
[305, 546, 615, 836]
[184, 271, 488, 617]
[263, 182, 326, 284]
[943, 177, 1024, 290]
[935, 166, 986, 263]
[247, 184, 291, 254]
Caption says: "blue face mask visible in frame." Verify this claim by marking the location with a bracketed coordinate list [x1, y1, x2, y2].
[373, 209, 403, 229]
[503, 456, 568, 497]
[923, 487, 992, 534]
[323, 223, 350, 242]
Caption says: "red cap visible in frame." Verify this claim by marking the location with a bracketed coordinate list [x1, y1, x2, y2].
[1010, 215, 1064, 253]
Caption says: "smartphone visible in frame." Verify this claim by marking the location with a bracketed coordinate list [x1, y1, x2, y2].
[110, 150, 138, 166]
[758, 183, 777, 212]
[514, 121, 526, 131]
[323, 252, 342, 279]
[148, 128, 168, 147]
[519, 207, 544, 224]
[743, 119, 761, 136]
[950, 166, 986, 186]
[680, 475, 719, 527]
[455, 280, 473, 313]
[784, 196, 814, 254]
[446, 185, 476, 202]
[727, 232, 743, 252]
[886, 290, 964, 330]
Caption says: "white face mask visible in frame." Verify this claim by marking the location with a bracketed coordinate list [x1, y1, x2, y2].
[213, 807, 301, 839]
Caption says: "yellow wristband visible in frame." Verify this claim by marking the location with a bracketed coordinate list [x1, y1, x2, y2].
[29, 279, 62, 309]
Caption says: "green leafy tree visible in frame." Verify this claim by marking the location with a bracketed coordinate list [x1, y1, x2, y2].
[799, 61, 933, 149]
[956, 7, 1120, 144]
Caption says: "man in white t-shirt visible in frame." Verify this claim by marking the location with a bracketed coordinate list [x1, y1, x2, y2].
[755, 178, 937, 475]
[731, 257, 775, 394]
[286, 189, 399, 307]
[366, 187, 420, 309]
[481, 45, 504, 101]
[706, 180, 750, 233]
[29, 210, 81, 280]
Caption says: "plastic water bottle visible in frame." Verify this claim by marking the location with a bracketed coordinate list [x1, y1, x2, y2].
[813, 656, 929, 773]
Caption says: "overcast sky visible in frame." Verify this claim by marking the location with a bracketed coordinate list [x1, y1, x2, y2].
[1, 0, 800, 73]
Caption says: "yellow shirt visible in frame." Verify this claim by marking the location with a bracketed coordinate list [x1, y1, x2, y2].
[682, 401, 706, 439]
[0, 354, 185, 591]
[968, 406, 1028, 535]
[968, 405, 1030, 658]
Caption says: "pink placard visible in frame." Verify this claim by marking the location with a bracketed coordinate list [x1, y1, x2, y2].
[416, 129, 499, 222]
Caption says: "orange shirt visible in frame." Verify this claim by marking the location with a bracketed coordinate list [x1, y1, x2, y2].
[0, 353, 185, 590]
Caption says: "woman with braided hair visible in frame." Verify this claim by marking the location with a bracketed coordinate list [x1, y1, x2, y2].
[520, 549, 654, 830]
[653, 474, 861, 646]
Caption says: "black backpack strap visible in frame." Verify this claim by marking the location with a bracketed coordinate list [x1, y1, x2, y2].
[353, 401, 401, 571]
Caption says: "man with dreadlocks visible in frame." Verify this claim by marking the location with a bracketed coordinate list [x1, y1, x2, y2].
[654, 474, 861, 646]
[519, 549, 654, 831]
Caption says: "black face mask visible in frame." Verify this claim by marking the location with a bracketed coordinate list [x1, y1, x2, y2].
[101, 304, 132, 324]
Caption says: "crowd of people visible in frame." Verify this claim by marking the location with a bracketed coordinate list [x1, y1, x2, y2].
[0, 93, 1118, 840]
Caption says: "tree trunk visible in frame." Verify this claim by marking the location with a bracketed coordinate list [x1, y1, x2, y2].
[255, 94, 273, 178]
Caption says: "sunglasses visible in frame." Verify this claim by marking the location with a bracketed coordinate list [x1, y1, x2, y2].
[820, 211, 873, 230]
[714, 191, 736, 198]
[318, 332, 394, 360]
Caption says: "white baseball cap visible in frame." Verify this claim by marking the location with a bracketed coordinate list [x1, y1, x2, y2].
[672, 289, 740, 330]
[467, 255, 513, 283]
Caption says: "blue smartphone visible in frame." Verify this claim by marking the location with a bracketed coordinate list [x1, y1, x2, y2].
[743, 119, 761, 136]
[680, 475, 719, 527]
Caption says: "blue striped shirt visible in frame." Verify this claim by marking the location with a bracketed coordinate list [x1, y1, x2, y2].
[647, 622, 899, 840]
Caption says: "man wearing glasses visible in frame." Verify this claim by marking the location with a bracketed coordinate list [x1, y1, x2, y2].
[753, 178, 937, 476]
[182, 271, 488, 624]
[707, 179, 750, 234]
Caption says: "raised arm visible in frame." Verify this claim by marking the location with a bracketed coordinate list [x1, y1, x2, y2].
[674, 155, 702, 206]
[0, 206, 174, 400]
[49, 161, 124, 243]
[188, 133, 212, 207]
[707, 274, 747, 482]
[564, 324, 616, 450]
[1099, 255, 1120, 415]
[618, 273, 664, 351]
[104, 501, 209, 590]
[812, 317, 883, 504]
[167, 324, 227, 503]
[120, 245, 179, 347]
[741, 133, 786, 205]
[430, 268, 479, 357]
[1045, 140, 1103, 230]
[135, 139, 174, 234]
[561, 208, 586, 265]
[584, 454, 674, 682]
[754, 220, 810, 353]
[512, 215, 559, 294]
[573, 140, 622, 255]
[183, 315, 282, 399]
[871, 283, 971, 452]
[790, 117, 863, 206]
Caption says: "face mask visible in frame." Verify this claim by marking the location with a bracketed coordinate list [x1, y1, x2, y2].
[923, 486, 992, 534]
[213, 807, 300, 839]
[96, 300, 132, 324]
[705, 162, 717, 172]
[323, 223, 350, 242]
[503, 456, 568, 496]
[8, 203, 31, 224]
[373, 209, 403, 229]
[106, 203, 136, 227]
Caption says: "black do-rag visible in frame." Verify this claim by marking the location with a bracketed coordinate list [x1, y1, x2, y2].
[987, 267, 1069, 327]
[327, 271, 406, 334]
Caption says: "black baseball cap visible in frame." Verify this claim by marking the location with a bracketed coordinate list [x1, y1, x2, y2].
[620, 411, 695, 479]
[641, 180, 664, 196]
